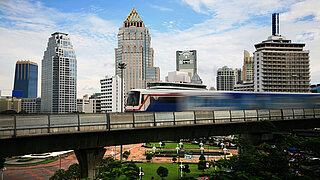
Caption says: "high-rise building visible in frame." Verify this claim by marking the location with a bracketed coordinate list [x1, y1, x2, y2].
[254, 13, 310, 93]
[242, 50, 254, 82]
[13, 60, 38, 98]
[216, 66, 235, 91]
[176, 50, 202, 84]
[100, 75, 124, 113]
[234, 68, 242, 85]
[115, 7, 160, 96]
[41, 32, 77, 114]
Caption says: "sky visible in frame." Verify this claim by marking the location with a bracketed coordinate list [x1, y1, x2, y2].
[0, 0, 320, 97]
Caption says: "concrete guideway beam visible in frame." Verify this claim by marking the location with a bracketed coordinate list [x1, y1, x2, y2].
[74, 147, 106, 179]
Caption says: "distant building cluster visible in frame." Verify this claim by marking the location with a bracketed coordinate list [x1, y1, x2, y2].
[0, 11, 316, 114]
[217, 13, 311, 93]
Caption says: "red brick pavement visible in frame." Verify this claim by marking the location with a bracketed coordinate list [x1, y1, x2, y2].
[4, 144, 237, 179]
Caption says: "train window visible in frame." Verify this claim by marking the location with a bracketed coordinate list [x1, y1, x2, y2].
[127, 91, 140, 106]
[158, 97, 178, 103]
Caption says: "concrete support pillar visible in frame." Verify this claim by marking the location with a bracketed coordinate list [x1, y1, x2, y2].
[74, 147, 106, 179]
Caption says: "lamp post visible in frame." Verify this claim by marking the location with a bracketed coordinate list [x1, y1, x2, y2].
[200, 146, 204, 155]
[139, 167, 144, 180]
[152, 145, 156, 155]
[1, 167, 7, 180]
[223, 147, 227, 159]
[176, 145, 180, 157]
[118, 62, 126, 162]
[179, 161, 185, 179]
[159, 142, 162, 151]
[179, 140, 183, 149]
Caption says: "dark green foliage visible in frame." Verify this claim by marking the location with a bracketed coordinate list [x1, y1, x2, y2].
[157, 166, 169, 179]
[182, 164, 191, 174]
[122, 151, 130, 160]
[198, 161, 206, 172]
[199, 154, 206, 161]
[172, 157, 177, 163]
[0, 110, 17, 114]
[95, 159, 122, 180]
[211, 135, 320, 180]
[121, 161, 139, 180]
[146, 153, 152, 161]
[50, 163, 80, 180]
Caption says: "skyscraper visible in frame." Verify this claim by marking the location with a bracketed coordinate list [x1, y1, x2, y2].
[254, 13, 310, 93]
[216, 66, 235, 91]
[115, 7, 160, 95]
[176, 50, 202, 84]
[41, 32, 77, 114]
[13, 60, 38, 98]
[242, 50, 254, 82]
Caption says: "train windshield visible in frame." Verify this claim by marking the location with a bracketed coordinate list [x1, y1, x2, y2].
[127, 91, 140, 106]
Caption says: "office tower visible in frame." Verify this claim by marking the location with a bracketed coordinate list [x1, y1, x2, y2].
[216, 66, 235, 91]
[100, 75, 123, 113]
[115, 7, 160, 96]
[13, 60, 38, 98]
[176, 50, 202, 84]
[234, 68, 242, 85]
[41, 32, 77, 114]
[272, 13, 279, 36]
[242, 50, 254, 82]
[254, 13, 310, 92]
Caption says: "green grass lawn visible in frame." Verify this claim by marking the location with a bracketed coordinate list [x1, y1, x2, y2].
[145, 142, 220, 149]
[118, 162, 213, 180]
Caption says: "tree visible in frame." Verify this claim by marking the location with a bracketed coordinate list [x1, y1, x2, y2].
[182, 164, 191, 174]
[146, 153, 152, 162]
[121, 162, 139, 180]
[122, 151, 130, 160]
[172, 157, 177, 163]
[198, 161, 206, 172]
[199, 154, 206, 161]
[157, 166, 168, 179]
[50, 163, 80, 180]
[50, 169, 67, 180]
[95, 160, 122, 179]
[66, 163, 80, 179]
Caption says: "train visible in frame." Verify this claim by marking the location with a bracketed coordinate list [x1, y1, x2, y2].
[125, 89, 320, 112]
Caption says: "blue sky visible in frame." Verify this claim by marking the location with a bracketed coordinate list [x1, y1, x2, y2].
[0, 0, 320, 96]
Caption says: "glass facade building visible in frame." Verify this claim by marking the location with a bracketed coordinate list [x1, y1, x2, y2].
[13, 60, 38, 98]
[115, 7, 160, 95]
[41, 32, 77, 114]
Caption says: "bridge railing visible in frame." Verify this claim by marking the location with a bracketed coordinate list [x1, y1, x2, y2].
[0, 108, 319, 139]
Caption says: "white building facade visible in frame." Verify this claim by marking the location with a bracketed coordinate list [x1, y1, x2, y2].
[21, 98, 41, 113]
[41, 32, 77, 114]
[165, 71, 191, 83]
[100, 75, 124, 113]
[216, 66, 235, 91]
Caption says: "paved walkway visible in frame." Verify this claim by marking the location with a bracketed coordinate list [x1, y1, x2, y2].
[3, 144, 238, 179]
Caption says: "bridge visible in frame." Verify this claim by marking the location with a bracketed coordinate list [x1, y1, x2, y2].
[1, 108, 320, 178]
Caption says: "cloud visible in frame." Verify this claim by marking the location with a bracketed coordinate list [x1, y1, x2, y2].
[151, 5, 173, 11]
[0, 0, 117, 97]
[152, 0, 320, 88]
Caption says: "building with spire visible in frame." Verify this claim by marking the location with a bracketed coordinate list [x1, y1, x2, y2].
[253, 13, 310, 93]
[41, 32, 77, 114]
[115, 7, 160, 95]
